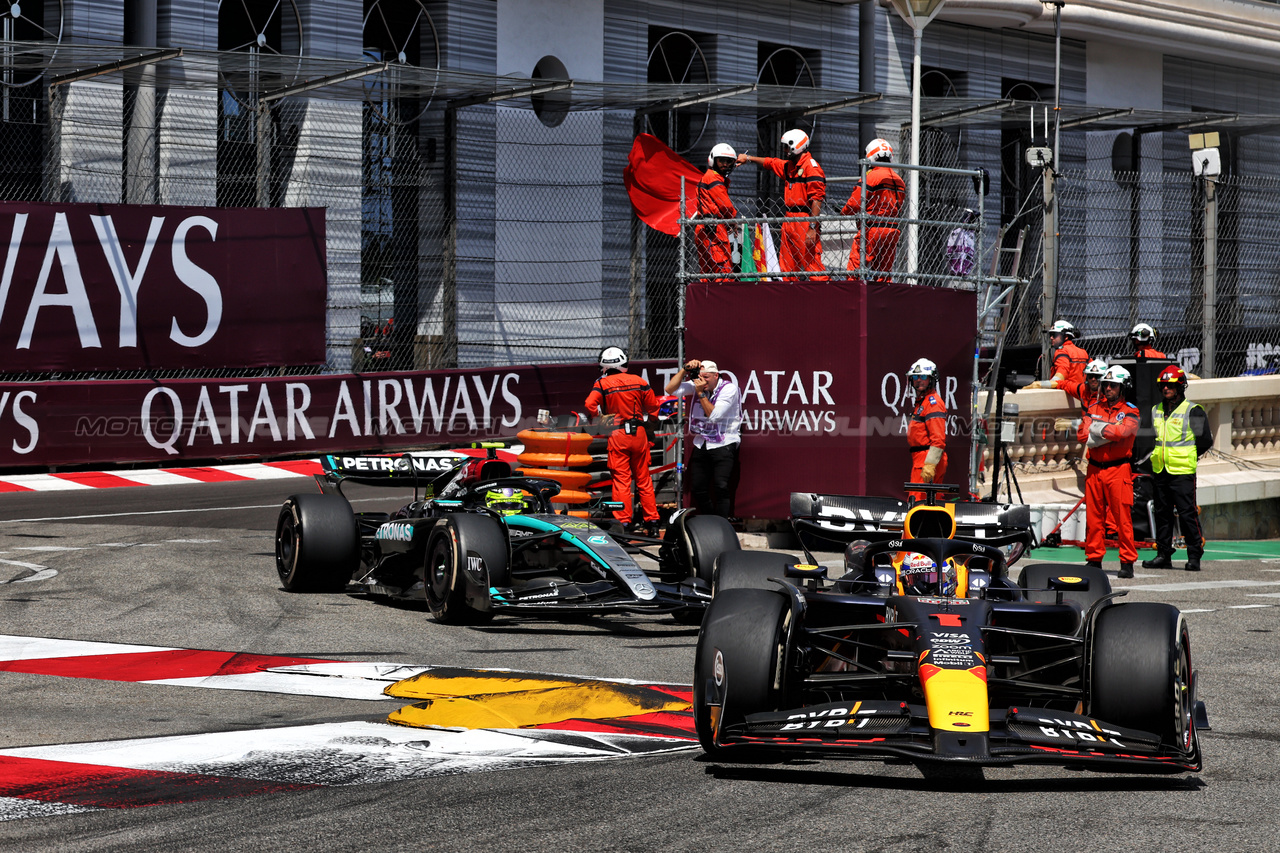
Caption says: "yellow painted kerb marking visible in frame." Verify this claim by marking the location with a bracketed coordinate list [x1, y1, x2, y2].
[385, 672, 690, 730]
[385, 672, 582, 700]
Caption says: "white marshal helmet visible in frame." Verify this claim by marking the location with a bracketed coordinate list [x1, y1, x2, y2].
[1084, 359, 1109, 377]
[1100, 365, 1131, 386]
[907, 358, 938, 380]
[1130, 322, 1156, 342]
[781, 128, 810, 156]
[865, 138, 893, 162]
[599, 346, 628, 370]
[708, 142, 736, 166]
[1047, 319, 1078, 339]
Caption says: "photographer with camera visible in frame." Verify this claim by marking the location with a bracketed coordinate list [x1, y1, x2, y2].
[665, 358, 742, 519]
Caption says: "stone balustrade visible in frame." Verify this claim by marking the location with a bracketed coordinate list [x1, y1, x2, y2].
[976, 375, 1280, 516]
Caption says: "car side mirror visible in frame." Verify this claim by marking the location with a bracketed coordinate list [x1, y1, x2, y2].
[785, 563, 828, 580]
[1048, 575, 1089, 591]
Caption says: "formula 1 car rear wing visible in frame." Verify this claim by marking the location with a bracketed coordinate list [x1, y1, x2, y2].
[318, 453, 467, 492]
[790, 491, 1034, 552]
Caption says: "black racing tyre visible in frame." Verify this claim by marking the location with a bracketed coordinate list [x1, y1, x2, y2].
[275, 493, 359, 592]
[682, 514, 742, 584]
[424, 517, 505, 625]
[1018, 562, 1112, 613]
[693, 588, 789, 758]
[1089, 602, 1194, 751]
[713, 550, 800, 595]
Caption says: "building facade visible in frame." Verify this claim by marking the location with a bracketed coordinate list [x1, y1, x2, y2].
[3, 0, 1279, 374]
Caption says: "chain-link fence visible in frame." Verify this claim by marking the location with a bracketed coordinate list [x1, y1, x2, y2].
[1041, 168, 1280, 377]
[671, 163, 988, 289]
[4, 45, 1280, 382]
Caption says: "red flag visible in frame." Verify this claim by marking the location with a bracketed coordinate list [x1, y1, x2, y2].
[622, 133, 702, 236]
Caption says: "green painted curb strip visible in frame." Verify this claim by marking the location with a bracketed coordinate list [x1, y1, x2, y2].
[1028, 539, 1280, 564]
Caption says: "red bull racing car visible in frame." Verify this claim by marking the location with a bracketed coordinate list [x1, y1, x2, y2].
[274, 449, 737, 624]
[695, 486, 1206, 776]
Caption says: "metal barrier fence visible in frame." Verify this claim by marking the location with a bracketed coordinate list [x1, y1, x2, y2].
[1041, 168, 1280, 378]
[2, 45, 1278, 381]
[674, 161, 987, 290]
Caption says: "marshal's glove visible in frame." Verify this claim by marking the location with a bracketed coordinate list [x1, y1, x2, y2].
[1086, 420, 1109, 448]
[920, 463, 936, 483]
[1054, 417, 1081, 432]
[1023, 381, 1042, 390]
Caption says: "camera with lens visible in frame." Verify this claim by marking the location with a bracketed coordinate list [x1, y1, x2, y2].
[684, 363, 700, 380]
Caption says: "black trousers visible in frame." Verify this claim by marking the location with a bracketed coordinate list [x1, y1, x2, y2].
[689, 442, 739, 518]
[1152, 470, 1204, 559]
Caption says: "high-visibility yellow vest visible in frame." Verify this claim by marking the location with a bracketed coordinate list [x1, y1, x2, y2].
[1151, 399, 1198, 475]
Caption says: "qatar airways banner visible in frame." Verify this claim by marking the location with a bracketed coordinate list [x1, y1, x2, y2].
[686, 281, 975, 517]
[0, 361, 680, 468]
[0, 201, 326, 371]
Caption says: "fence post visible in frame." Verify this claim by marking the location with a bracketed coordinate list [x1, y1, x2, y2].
[442, 105, 459, 368]
[858, 159, 868, 281]
[629, 115, 645, 359]
[675, 176, 687, 509]
[255, 101, 273, 207]
[1202, 175, 1218, 378]
[1040, 163, 1058, 378]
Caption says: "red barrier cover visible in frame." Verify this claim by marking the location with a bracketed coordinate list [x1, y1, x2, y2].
[685, 280, 975, 517]
[0, 202, 326, 371]
[0, 362, 678, 468]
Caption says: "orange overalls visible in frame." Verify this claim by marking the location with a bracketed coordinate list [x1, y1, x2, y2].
[585, 373, 660, 526]
[907, 388, 948, 502]
[1051, 339, 1089, 387]
[842, 165, 905, 279]
[1077, 397, 1140, 563]
[1060, 379, 1100, 408]
[758, 152, 827, 278]
[1134, 345, 1166, 359]
[695, 168, 738, 280]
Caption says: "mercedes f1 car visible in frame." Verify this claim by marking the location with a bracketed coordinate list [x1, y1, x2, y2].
[695, 486, 1206, 776]
[274, 449, 739, 624]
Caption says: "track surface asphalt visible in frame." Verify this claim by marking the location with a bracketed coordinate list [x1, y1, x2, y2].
[1, 479, 1278, 852]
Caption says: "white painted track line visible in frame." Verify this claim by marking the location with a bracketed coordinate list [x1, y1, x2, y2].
[0, 475, 91, 490]
[0, 635, 178, 661]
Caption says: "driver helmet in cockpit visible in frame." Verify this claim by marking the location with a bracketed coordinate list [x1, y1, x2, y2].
[898, 552, 959, 597]
[484, 486, 527, 516]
